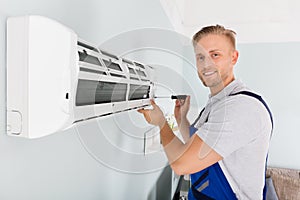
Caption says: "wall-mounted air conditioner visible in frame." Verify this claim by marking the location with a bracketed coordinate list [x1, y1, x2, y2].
[6, 15, 155, 138]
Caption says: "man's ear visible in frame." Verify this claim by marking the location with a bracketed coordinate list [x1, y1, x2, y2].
[231, 50, 239, 65]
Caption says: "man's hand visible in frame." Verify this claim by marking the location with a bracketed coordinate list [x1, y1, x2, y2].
[174, 95, 190, 126]
[138, 99, 167, 129]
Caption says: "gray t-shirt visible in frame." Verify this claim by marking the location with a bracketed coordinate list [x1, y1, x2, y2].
[195, 79, 272, 200]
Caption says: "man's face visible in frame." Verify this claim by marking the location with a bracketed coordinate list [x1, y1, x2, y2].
[194, 34, 238, 92]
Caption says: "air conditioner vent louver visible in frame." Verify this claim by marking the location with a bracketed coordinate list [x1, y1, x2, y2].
[136, 70, 147, 77]
[100, 50, 119, 60]
[103, 59, 122, 71]
[79, 67, 107, 75]
[128, 67, 136, 74]
[110, 73, 126, 79]
[130, 77, 139, 81]
[78, 51, 102, 66]
[134, 62, 145, 69]
[122, 58, 133, 65]
[78, 41, 99, 53]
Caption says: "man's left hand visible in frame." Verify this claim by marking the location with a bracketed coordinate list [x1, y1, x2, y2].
[137, 99, 166, 129]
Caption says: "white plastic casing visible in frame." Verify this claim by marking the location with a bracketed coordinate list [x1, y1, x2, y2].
[7, 15, 76, 138]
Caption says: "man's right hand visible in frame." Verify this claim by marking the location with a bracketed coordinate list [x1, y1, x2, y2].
[174, 95, 190, 127]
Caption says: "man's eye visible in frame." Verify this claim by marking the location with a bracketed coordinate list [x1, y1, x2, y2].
[212, 53, 219, 58]
[198, 56, 205, 61]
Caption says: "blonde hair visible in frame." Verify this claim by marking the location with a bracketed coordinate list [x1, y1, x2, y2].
[192, 25, 236, 49]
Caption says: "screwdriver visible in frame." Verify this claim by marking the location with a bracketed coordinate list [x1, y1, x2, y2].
[154, 95, 187, 100]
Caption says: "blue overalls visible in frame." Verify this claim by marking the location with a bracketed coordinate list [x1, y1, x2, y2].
[187, 91, 273, 200]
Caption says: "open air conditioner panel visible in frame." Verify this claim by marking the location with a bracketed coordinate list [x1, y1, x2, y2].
[6, 15, 156, 138]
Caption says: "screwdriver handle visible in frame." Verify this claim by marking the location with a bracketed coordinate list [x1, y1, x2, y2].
[171, 95, 187, 100]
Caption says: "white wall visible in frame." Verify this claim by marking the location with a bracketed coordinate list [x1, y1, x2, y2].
[160, 0, 300, 43]
[236, 42, 300, 170]
[0, 0, 178, 199]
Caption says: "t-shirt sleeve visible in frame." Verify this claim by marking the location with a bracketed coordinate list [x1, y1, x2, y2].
[196, 96, 269, 158]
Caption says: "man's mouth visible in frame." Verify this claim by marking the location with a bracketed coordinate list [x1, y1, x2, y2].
[203, 71, 217, 76]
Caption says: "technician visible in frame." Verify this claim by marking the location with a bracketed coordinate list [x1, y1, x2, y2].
[138, 25, 273, 199]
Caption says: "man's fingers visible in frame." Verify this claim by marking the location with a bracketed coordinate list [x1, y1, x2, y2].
[137, 108, 152, 124]
[137, 108, 145, 113]
[175, 99, 181, 107]
[186, 95, 190, 104]
[150, 99, 157, 107]
[179, 99, 185, 105]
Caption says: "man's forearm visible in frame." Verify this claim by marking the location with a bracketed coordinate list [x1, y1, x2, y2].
[178, 117, 191, 143]
[159, 122, 186, 165]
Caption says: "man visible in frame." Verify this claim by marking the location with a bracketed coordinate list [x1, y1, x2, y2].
[138, 25, 272, 199]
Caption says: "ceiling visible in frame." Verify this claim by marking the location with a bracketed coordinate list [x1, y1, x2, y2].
[160, 0, 300, 43]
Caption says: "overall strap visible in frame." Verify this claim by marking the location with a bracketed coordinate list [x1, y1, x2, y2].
[229, 91, 274, 132]
[191, 107, 205, 127]
[191, 91, 274, 132]
[229, 90, 273, 200]
[189, 107, 205, 137]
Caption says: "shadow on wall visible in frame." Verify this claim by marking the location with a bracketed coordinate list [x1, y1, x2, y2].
[147, 165, 172, 200]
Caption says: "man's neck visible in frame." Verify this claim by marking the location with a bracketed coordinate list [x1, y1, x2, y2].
[210, 85, 224, 96]
[210, 77, 235, 96]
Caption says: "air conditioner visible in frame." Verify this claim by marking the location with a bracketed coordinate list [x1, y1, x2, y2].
[6, 15, 155, 139]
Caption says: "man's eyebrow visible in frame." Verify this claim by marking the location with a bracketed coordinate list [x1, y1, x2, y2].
[195, 53, 205, 57]
[195, 49, 222, 56]
[209, 49, 222, 53]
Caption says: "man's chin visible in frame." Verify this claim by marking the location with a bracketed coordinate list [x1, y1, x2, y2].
[203, 80, 223, 88]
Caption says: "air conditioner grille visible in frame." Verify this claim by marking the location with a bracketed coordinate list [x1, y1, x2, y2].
[103, 60, 122, 71]
[78, 51, 102, 66]
[128, 67, 136, 74]
[129, 84, 150, 100]
[76, 79, 127, 106]
[136, 70, 147, 77]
